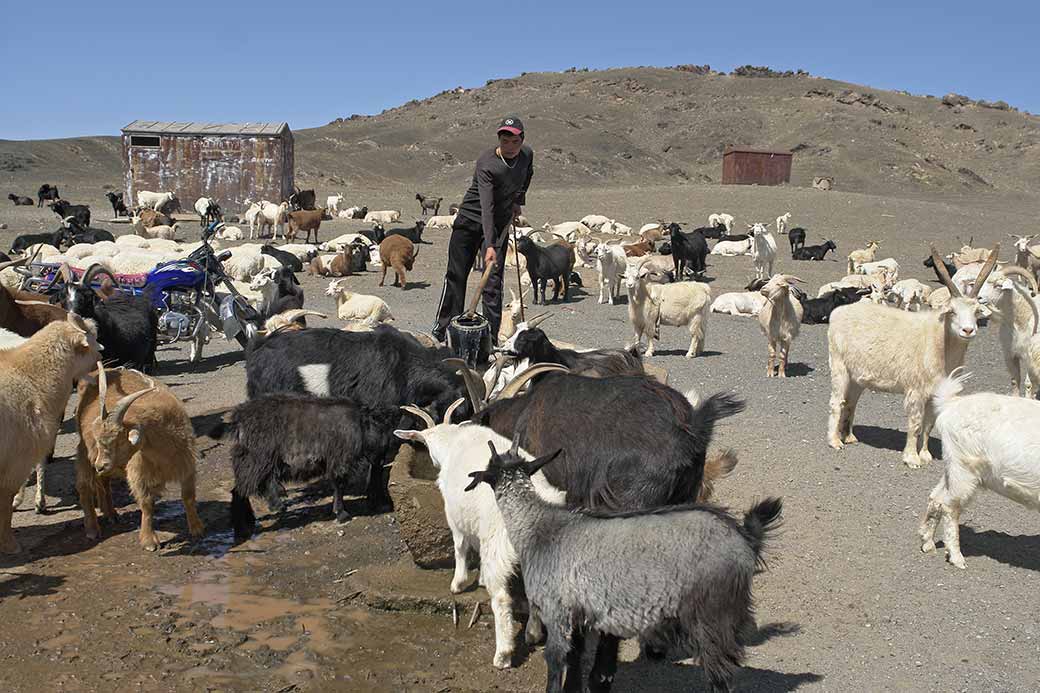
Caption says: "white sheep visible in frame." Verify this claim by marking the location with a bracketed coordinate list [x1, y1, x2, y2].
[364, 210, 401, 224]
[711, 291, 768, 317]
[142, 223, 180, 241]
[775, 212, 792, 235]
[325, 279, 394, 324]
[827, 247, 998, 467]
[541, 221, 592, 242]
[594, 244, 627, 305]
[106, 253, 164, 275]
[23, 243, 61, 259]
[88, 241, 120, 257]
[393, 411, 565, 669]
[425, 214, 457, 230]
[115, 234, 150, 248]
[215, 225, 244, 241]
[847, 240, 880, 274]
[600, 219, 632, 234]
[919, 371, 1040, 569]
[624, 264, 710, 358]
[326, 193, 344, 216]
[749, 222, 777, 280]
[579, 214, 611, 230]
[221, 247, 265, 282]
[707, 212, 734, 232]
[321, 234, 369, 252]
[66, 243, 99, 260]
[889, 278, 933, 311]
[76, 255, 116, 272]
[136, 190, 175, 211]
[758, 275, 804, 377]
[340, 205, 365, 219]
[710, 238, 753, 256]
[274, 243, 320, 262]
[855, 257, 900, 282]
[817, 271, 893, 297]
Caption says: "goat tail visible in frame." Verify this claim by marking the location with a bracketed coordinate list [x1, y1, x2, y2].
[932, 368, 970, 416]
[696, 448, 738, 503]
[742, 497, 783, 566]
[693, 391, 746, 426]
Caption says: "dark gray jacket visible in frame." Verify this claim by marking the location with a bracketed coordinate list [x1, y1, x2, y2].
[457, 144, 534, 246]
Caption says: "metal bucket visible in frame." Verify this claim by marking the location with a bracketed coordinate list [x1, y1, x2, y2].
[447, 313, 491, 368]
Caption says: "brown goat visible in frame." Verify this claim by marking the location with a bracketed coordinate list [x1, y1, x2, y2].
[75, 366, 204, 551]
[622, 240, 653, 257]
[135, 208, 173, 228]
[378, 235, 420, 288]
[308, 247, 352, 278]
[286, 208, 326, 244]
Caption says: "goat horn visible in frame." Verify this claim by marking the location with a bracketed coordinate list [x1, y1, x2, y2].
[497, 363, 569, 400]
[997, 266, 1039, 294]
[0, 256, 28, 272]
[969, 245, 1000, 298]
[108, 386, 155, 427]
[443, 397, 466, 425]
[96, 362, 108, 420]
[443, 358, 488, 411]
[282, 309, 328, 323]
[929, 245, 961, 297]
[487, 353, 507, 395]
[14, 299, 53, 306]
[525, 312, 552, 328]
[400, 404, 435, 430]
[781, 275, 806, 283]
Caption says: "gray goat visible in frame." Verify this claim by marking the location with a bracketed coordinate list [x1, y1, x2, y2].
[466, 439, 782, 693]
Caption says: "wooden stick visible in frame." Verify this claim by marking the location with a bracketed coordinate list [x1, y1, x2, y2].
[511, 223, 526, 323]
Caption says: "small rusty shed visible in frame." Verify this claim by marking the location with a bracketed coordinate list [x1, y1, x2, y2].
[721, 148, 792, 186]
[121, 121, 294, 210]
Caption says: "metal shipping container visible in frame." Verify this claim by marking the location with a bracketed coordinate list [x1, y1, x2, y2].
[721, 148, 792, 186]
[121, 121, 294, 211]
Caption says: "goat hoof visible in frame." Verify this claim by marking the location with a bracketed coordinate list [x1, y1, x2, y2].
[493, 651, 514, 669]
[921, 540, 936, 553]
[918, 450, 934, 464]
[827, 438, 845, 450]
[140, 536, 161, 552]
[903, 456, 923, 469]
[948, 554, 966, 569]
[335, 511, 352, 524]
[842, 433, 858, 444]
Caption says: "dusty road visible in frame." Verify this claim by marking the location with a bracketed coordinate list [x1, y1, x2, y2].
[1, 182, 1039, 691]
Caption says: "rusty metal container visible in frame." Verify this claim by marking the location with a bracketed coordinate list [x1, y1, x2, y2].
[721, 148, 792, 186]
[120, 121, 294, 210]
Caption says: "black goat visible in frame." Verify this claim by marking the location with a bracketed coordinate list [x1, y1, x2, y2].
[799, 286, 866, 324]
[385, 219, 426, 244]
[68, 264, 158, 372]
[8, 193, 33, 206]
[793, 240, 837, 261]
[924, 255, 957, 283]
[348, 240, 370, 272]
[361, 223, 386, 244]
[788, 227, 807, 254]
[288, 187, 316, 210]
[516, 235, 574, 304]
[719, 232, 750, 243]
[260, 244, 304, 272]
[105, 191, 129, 218]
[262, 266, 305, 319]
[0, 252, 9, 263]
[37, 184, 59, 207]
[67, 219, 114, 244]
[503, 328, 644, 379]
[11, 228, 71, 254]
[700, 223, 726, 240]
[197, 199, 223, 227]
[213, 393, 398, 541]
[246, 326, 471, 427]
[668, 222, 708, 279]
[745, 277, 769, 292]
[47, 199, 90, 227]
[350, 205, 369, 219]
[416, 193, 442, 215]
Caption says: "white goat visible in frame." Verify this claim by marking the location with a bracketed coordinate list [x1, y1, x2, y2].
[136, 190, 175, 211]
[707, 213, 734, 232]
[600, 219, 632, 234]
[215, 225, 244, 241]
[711, 238, 752, 256]
[394, 408, 565, 669]
[827, 247, 998, 467]
[854, 257, 899, 281]
[255, 201, 289, 240]
[624, 264, 710, 358]
[579, 214, 611, 230]
[325, 279, 394, 324]
[758, 275, 804, 377]
[846, 241, 880, 274]
[711, 291, 768, 317]
[775, 212, 792, 235]
[888, 278, 933, 311]
[595, 244, 627, 304]
[919, 371, 1040, 569]
[143, 223, 180, 241]
[1009, 233, 1040, 285]
[976, 267, 1040, 396]
[242, 200, 263, 237]
[426, 214, 457, 230]
[364, 210, 401, 224]
[326, 194, 344, 216]
[749, 222, 777, 280]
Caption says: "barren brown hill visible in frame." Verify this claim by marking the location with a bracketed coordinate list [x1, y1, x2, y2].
[3, 66, 1039, 198]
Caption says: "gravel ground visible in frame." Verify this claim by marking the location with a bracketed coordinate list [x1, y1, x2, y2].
[1, 182, 1039, 691]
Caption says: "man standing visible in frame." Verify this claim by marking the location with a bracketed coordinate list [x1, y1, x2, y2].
[432, 116, 534, 343]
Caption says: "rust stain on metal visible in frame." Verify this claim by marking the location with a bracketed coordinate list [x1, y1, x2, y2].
[721, 148, 792, 186]
[121, 121, 294, 210]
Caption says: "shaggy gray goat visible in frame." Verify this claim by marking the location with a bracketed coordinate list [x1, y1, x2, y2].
[466, 438, 782, 693]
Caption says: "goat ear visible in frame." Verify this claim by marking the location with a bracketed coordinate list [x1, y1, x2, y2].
[393, 429, 423, 443]
[525, 449, 563, 476]
[464, 470, 486, 492]
[127, 428, 142, 446]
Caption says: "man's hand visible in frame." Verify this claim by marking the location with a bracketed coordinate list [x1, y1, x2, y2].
[512, 204, 523, 221]
[485, 246, 498, 267]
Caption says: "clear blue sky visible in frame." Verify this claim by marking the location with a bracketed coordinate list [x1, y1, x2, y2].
[2, 0, 1036, 140]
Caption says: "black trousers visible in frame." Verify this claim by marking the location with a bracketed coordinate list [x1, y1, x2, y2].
[433, 215, 509, 341]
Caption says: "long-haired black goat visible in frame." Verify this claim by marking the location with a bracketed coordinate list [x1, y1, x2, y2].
[67, 264, 158, 372]
[211, 393, 398, 541]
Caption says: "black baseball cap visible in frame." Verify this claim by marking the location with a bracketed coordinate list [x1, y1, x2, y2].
[497, 116, 524, 136]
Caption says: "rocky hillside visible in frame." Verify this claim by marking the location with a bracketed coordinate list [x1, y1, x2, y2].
[3, 66, 1038, 198]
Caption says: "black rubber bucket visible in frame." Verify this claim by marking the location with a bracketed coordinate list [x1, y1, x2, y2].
[447, 313, 491, 368]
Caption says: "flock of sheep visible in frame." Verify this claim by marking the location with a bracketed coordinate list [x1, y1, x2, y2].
[4, 181, 1040, 690]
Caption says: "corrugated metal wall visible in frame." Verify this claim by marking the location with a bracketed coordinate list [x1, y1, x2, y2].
[123, 132, 293, 211]
[722, 150, 792, 186]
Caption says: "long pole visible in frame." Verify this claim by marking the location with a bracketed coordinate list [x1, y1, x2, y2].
[510, 222, 525, 323]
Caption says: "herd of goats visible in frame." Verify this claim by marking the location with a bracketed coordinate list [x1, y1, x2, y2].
[4, 182, 1040, 692]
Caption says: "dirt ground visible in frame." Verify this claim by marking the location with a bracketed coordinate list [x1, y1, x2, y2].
[2, 182, 1040, 692]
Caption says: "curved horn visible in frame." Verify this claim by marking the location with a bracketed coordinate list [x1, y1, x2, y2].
[96, 363, 108, 420]
[781, 275, 805, 283]
[997, 266, 1039, 294]
[81, 262, 107, 289]
[443, 358, 488, 411]
[525, 312, 552, 329]
[497, 363, 570, 400]
[443, 397, 466, 425]
[969, 245, 1000, 298]
[108, 387, 155, 427]
[14, 299, 54, 307]
[930, 245, 960, 297]
[280, 309, 328, 323]
[400, 404, 435, 430]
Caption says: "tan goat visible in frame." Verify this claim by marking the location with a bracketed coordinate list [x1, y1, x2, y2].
[75, 366, 204, 551]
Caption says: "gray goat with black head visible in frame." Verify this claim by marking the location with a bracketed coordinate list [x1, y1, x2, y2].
[466, 437, 782, 693]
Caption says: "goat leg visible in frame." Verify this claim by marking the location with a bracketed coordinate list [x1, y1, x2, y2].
[588, 634, 620, 692]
